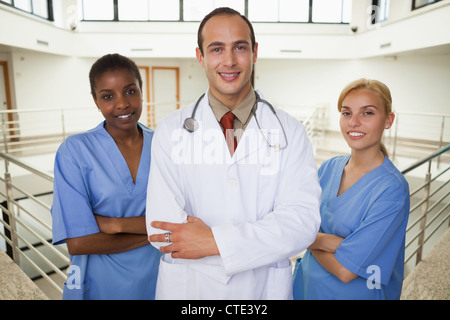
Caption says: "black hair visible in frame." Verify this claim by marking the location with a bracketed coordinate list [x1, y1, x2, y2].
[197, 7, 256, 56]
[89, 53, 142, 98]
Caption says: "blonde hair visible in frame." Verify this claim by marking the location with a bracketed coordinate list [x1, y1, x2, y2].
[337, 78, 393, 157]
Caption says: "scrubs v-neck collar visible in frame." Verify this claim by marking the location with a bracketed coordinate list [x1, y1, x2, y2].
[333, 154, 388, 200]
[98, 121, 149, 195]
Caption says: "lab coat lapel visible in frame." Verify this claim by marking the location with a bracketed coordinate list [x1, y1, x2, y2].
[195, 95, 235, 164]
[232, 108, 265, 163]
[195, 92, 266, 165]
[195, 95, 228, 162]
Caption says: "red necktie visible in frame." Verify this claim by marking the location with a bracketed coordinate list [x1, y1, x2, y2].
[220, 112, 237, 156]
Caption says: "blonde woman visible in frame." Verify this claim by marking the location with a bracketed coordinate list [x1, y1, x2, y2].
[293, 79, 410, 299]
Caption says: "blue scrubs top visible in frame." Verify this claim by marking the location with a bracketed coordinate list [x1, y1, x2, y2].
[51, 122, 161, 300]
[293, 155, 409, 300]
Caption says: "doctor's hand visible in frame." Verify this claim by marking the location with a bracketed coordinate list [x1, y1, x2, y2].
[149, 216, 220, 259]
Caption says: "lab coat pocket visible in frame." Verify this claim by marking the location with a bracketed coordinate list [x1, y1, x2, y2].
[267, 262, 293, 300]
[155, 255, 187, 300]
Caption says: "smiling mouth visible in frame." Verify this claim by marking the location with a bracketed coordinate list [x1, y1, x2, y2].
[219, 72, 240, 80]
[116, 112, 134, 119]
[348, 132, 365, 137]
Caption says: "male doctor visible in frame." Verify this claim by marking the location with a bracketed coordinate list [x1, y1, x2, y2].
[146, 7, 321, 300]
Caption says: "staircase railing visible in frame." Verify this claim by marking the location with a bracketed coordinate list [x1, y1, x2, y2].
[401, 144, 450, 276]
[389, 111, 450, 164]
[0, 151, 69, 297]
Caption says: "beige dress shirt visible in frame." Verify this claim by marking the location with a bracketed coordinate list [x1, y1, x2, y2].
[208, 89, 256, 143]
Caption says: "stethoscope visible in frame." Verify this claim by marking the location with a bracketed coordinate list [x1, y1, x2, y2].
[183, 91, 288, 151]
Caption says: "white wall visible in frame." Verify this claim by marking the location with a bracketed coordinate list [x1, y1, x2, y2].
[255, 53, 450, 136]
[10, 53, 209, 110]
[12, 53, 92, 109]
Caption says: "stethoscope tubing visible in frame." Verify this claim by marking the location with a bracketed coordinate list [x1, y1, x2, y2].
[183, 91, 288, 150]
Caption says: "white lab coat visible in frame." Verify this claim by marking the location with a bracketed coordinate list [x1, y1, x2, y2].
[146, 90, 321, 300]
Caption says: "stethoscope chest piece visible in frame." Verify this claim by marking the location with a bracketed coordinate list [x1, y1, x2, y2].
[183, 117, 199, 133]
[183, 92, 205, 133]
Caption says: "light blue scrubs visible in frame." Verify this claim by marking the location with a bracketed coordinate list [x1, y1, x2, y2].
[51, 122, 161, 300]
[293, 155, 409, 300]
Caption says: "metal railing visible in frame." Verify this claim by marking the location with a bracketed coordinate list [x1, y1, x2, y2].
[1, 107, 105, 155]
[401, 144, 450, 276]
[389, 111, 450, 163]
[0, 152, 70, 297]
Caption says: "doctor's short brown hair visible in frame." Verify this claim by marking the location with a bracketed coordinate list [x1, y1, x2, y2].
[197, 7, 256, 56]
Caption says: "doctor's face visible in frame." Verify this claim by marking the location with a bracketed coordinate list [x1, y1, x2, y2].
[196, 14, 258, 108]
